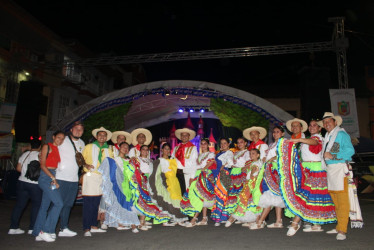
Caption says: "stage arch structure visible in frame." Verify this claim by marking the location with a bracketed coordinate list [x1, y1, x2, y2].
[50, 80, 294, 140]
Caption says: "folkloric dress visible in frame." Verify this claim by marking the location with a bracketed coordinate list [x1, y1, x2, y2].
[232, 159, 263, 222]
[127, 157, 171, 224]
[277, 135, 337, 224]
[148, 158, 188, 223]
[255, 140, 286, 209]
[99, 157, 140, 227]
[211, 150, 234, 223]
[180, 152, 216, 217]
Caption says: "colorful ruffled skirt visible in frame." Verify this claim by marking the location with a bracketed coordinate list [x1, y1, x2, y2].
[149, 160, 188, 222]
[211, 168, 247, 222]
[277, 138, 336, 224]
[180, 166, 217, 217]
[98, 158, 140, 227]
[127, 159, 171, 224]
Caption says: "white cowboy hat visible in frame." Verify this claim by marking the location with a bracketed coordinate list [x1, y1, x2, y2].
[317, 112, 343, 128]
[92, 127, 112, 141]
[130, 128, 152, 146]
[243, 126, 267, 140]
[111, 131, 132, 144]
[175, 128, 196, 140]
[286, 118, 308, 133]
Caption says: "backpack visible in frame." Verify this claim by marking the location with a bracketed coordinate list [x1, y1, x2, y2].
[25, 160, 41, 181]
[25, 144, 49, 181]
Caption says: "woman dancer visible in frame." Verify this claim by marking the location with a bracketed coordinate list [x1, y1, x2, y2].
[281, 120, 336, 236]
[32, 131, 65, 242]
[180, 138, 216, 227]
[225, 148, 263, 227]
[149, 143, 188, 225]
[99, 142, 140, 233]
[250, 126, 286, 230]
[127, 145, 171, 229]
[211, 138, 234, 226]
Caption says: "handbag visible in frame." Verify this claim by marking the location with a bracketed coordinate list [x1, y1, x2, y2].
[69, 136, 86, 167]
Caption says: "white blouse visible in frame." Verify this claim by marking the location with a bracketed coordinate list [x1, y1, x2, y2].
[159, 158, 173, 173]
[233, 150, 250, 168]
[138, 157, 153, 175]
[218, 150, 234, 168]
[197, 152, 216, 169]
[246, 159, 262, 179]
[265, 142, 278, 162]
[300, 134, 323, 162]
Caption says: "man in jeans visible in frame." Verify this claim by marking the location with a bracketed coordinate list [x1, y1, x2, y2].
[56, 121, 85, 237]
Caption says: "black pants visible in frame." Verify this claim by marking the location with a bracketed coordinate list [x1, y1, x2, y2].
[176, 169, 186, 195]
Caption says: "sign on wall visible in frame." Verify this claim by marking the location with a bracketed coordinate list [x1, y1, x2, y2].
[0, 103, 16, 133]
[329, 89, 360, 138]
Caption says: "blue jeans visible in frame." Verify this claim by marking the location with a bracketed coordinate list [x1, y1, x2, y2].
[32, 170, 63, 236]
[57, 180, 78, 230]
[10, 181, 42, 230]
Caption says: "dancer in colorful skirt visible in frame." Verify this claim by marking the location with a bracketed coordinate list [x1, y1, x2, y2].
[250, 126, 286, 230]
[127, 145, 171, 230]
[221, 137, 251, 226]
[149, 143, 188, 225]
[225, 148, 263, 227]
[180, 138, 216, 227]
[244, 126, 269, 162]
[279, 119, 336, 236]
[211, 138, 234, 226]
[99, 142, 140, 233]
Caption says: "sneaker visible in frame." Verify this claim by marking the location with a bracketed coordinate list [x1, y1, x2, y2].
[326, 229, 338, 234]
[58, 228, 77, 237]
[8, 228, 25, 235]
[90, 228, 106, 233]
[214, 223, 220, 227]
[50, 233, 56, 239]
[84, 231, 92, 237]
[28, 230, 33, 235]
[100, 224, 108, 230]
[336, 233, 346, 240]
[37, 232, 55, 242]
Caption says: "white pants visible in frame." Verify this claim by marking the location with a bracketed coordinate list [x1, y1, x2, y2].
[184, 172, 195, 189]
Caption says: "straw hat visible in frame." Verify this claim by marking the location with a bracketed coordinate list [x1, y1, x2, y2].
[92, 127, 112, 141]
[317, 112, 343, 128]
[111, 131, 132, 144]
[243, 126, 267, 140]
[175, 128, 196, 140]
[130, 128, 152, 146]
[286, 118, 308, 133]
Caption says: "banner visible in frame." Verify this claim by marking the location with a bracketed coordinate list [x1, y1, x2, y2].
[329, 89, 360, 138]
[0, 134, 13, 158]
[0, 103, 17, 133]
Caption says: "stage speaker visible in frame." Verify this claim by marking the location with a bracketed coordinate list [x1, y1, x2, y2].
[14, 81, 43, 143]
[299, 67, 332, 123]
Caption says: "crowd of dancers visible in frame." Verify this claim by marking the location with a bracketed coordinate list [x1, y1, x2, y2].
[8, 111, 363, 242]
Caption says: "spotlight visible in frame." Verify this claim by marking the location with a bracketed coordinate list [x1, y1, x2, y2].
[165, 89, 170, 96]
[189, 109, 194, 113]
[200, 108, 205, 113]
[178, 108, 184, 113]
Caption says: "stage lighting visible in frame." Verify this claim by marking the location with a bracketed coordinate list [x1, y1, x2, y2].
[178, 108, 184, 113]
[200, 108, 205, 113]
[189, 109, 194, 113]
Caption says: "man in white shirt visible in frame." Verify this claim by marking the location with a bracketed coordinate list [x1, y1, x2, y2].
[171, 128, 198, 194]
[56, 121, 85, 237]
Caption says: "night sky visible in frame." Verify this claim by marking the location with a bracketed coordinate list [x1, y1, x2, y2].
[13, 0, 374, 93]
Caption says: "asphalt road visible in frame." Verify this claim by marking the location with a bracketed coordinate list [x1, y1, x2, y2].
[1, 194, 373, 250]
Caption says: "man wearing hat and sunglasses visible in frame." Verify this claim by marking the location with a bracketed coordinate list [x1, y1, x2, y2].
[319, 112, 356, 240]
[171, 128, 198, 194]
